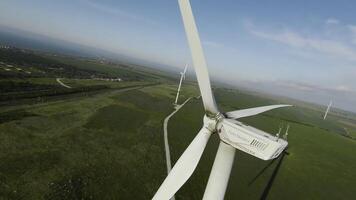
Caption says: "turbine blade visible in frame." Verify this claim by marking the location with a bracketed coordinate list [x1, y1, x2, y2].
[323, 100, 332, 120]
[203, 142, 236, 200]
[152, 127, 212, 200]
[178, 0, 219, 114]
[183, 64, 188, 74]
[226, 104, 292, 119]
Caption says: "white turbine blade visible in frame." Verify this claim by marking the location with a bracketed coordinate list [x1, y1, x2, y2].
[178, 0, 219, 114]
[323, 100, 332, 120]
[152, 127, 212, 200]
[183, 64, 188, 74]
[203, 141, 236, 200]
[183, 64, 188, 80]
[226, 104, 292, 119]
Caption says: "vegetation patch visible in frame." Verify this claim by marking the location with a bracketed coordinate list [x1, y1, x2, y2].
[85, 105, 149, 132]
[0, 109, 38, 124]
[114, 90, 172, 113]
[168, 88, 356, 200]
[0, 150, 61, 179]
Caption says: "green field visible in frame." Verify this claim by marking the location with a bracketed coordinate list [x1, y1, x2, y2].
[0, 84, 175, 199]
[168, 89, 356, 199]
[1, 48, 356, 199]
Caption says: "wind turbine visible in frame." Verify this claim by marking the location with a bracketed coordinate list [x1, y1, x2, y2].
[323, 100, 332, 120]
[174, 64, 188, 105]
[152, 0, 292, 199]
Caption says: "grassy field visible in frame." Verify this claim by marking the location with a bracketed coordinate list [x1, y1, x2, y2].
[0, 84, 176, 199]
[168, 88, 356, 200]
[0, 48, 173, 199]
[0, 47, 164, 109]
[1, 48, 356, 199]
[1, 80, 355, 199]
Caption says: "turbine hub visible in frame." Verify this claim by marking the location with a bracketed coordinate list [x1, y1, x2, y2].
[203, 113, 224, 133]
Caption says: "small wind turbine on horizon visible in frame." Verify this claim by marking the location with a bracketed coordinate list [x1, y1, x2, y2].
[174, 64, 188, 105]
[323, 100, 332, 120]
[152, 0, 293, 199]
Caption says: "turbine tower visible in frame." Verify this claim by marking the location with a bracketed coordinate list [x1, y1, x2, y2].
[152, 1, 292, 199]
[323, 100, 332, 120]
[174, 64, 188, 105]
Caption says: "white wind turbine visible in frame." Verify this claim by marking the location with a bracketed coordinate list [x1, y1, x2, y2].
[174, 64, 188, 105]
[323, 100, 332, 120]
[153, 0, 292, 199]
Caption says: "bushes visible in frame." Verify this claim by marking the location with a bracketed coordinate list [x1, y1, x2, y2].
[0, 81, 109, 102]
[0, 48, 111, 79]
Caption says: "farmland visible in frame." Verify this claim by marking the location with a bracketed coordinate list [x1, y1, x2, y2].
[168, 89, 356, 199]
[0, 48, 355, 199]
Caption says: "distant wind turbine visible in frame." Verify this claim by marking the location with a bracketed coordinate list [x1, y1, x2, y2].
[174, 64, 188, 105]
[323, 100, 332, 120]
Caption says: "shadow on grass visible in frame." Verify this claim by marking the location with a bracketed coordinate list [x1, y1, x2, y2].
[247, 151, 287, 200]
[260, 152, 286, 200]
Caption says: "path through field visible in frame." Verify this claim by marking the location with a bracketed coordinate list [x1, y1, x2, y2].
[56, 78, 72, 88]
[162, 97, 192, 200]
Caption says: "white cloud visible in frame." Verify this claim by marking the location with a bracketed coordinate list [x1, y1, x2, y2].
[234, 79, 356, 112]
[247, 23, 356, 62]
[333, 85, 353, 92]
[280, 82, 316, 92]
[348, 25, 356, 45]
[203, 41, 224, 48]
[325, 18, 340, 25]
[81, 0, 157, 25]
[271, 81, 355, 93]
[249, 29, 306, 48]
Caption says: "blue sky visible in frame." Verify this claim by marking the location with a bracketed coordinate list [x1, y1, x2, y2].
[1, 0, 356, 111]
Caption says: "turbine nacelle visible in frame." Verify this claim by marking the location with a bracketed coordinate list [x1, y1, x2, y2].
[217, 119, 288, 160]
[203, 113, 288, 161]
